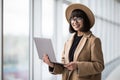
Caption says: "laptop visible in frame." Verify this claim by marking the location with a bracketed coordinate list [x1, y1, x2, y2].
[34, 37, 57, 63]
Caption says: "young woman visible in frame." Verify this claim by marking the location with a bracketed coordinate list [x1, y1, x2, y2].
[43, 3, 104, 80]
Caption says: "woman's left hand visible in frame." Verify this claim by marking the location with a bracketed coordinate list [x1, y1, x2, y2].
[64, 62, 78, 71]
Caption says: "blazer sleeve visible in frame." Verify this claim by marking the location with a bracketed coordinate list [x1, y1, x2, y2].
[76, 38, 104, 76]
[49, 64, 64, 74]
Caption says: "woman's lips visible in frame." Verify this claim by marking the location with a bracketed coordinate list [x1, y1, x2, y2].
[74, 24, 80, 28]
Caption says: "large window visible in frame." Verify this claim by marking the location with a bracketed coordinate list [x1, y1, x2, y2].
[42, 0, 55, 38]
[33, 0, 56, 80]
[3, 0, 29, 80]
[62, 4, 69, 38]
[42, 0, 55, 79]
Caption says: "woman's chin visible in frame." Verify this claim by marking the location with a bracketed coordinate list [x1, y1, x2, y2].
[74, 28, 80, 31]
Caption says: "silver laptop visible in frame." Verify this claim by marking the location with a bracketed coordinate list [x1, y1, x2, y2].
[34, 37, 57, 63]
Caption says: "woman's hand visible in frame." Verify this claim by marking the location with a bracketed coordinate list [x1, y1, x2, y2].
[64, 62, 78, 71]
[42, 54, 54, 67]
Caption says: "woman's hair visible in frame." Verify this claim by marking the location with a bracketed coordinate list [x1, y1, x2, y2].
[69, 9, 91, 33]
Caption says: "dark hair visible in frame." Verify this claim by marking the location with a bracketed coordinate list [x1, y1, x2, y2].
[69, 9, 91, 33]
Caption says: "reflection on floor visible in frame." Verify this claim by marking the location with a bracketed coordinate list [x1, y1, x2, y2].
[106, 64, 120, 80]
[102, 57, 120, 80]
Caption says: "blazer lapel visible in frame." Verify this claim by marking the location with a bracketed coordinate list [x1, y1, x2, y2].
[73, 36, 88, 61]
[65, 31, 92, 63]
[67, 38, 87, 80]
[67, 31, 92, 79]
[73, 31, 92, 61]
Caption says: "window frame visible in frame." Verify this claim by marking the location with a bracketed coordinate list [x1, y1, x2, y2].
[0, 0, 3, 80]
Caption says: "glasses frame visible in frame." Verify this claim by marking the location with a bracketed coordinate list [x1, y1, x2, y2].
[70, 17, 83, 23]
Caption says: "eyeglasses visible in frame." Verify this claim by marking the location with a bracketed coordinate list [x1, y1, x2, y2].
[70, 17, 83, 23]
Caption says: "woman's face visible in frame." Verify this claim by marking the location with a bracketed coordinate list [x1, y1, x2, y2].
[70, 17, 83, 31]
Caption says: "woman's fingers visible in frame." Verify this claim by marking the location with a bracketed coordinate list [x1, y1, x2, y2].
[64, 62, 77, 71]
[64, 62, 73, 67]
[42, 54, 54, 67]
[43, 54, 49, 63]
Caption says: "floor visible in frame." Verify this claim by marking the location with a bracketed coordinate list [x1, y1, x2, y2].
[106, 64, 120, 80]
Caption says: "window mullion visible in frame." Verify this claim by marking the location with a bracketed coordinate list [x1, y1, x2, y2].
[0, 0, 3, 80]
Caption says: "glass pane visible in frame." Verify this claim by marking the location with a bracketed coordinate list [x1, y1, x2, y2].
[42, 0, 54, 38]
[62, 4, 69, 38]
[42, 0, 55, 80]
[3, 0, 29, 80]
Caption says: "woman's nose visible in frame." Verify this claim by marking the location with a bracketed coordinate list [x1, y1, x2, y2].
[73, 20, 78, 24]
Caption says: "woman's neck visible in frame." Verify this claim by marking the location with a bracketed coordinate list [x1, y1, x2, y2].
[77, 31, 84, 36]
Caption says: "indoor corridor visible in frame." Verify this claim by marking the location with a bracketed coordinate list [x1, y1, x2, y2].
[1, 0, 120, 80]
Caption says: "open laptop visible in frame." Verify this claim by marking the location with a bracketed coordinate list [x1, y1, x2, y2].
[34, 37, 57, 63]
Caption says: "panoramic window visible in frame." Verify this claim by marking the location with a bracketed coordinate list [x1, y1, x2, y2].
[3, 0, 29, 80]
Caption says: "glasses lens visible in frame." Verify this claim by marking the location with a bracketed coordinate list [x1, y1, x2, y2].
[77, 17, 83, 21]
[71, 17, 83, 22]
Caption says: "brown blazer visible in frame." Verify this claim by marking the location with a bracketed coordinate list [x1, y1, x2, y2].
[49, 31, 104, 80]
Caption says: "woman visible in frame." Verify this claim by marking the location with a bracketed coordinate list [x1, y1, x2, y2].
[43, 3, 104, 80]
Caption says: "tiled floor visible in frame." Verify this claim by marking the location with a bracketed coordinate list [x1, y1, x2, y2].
[106, 64, 120, 80]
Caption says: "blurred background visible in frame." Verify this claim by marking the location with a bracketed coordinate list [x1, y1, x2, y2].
[0, 0, 120, 80]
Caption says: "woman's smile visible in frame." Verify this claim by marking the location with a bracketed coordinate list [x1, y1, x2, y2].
[72, 22, 83, 31]
[70, 17, 83, 31]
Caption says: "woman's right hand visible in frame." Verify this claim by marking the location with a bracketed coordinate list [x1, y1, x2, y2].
[42, 54, 54, 67]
